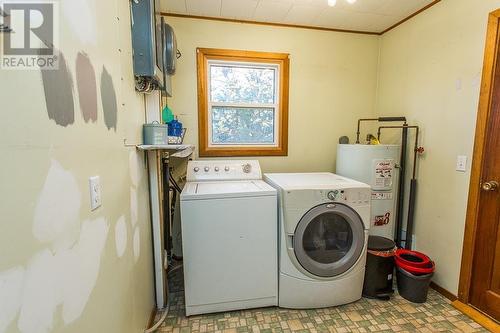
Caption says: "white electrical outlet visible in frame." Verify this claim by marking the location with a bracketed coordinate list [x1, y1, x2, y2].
[89, 176, 102, 210]
[456, 155, 467, 172]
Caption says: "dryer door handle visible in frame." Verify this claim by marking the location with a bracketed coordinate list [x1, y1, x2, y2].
[287, 235, 294, 250]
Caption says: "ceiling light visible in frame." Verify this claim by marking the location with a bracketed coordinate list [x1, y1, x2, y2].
[327, 0, 356, 6]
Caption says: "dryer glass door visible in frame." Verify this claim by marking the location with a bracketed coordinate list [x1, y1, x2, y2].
[293, 203, 365, 277]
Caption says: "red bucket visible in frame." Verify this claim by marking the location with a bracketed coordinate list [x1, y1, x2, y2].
[395, 249, 431, 268]
[396, 258, 435, 275]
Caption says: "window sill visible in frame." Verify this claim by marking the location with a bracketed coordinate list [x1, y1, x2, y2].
[199, 146, 287, 157]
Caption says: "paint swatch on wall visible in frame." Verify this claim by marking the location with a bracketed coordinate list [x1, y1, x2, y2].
[100, 67, 118, 131]
[40, 51, 75, 127]
[76, 52, 98, 123]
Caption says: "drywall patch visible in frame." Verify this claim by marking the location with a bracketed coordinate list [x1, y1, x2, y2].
[59, 218, 109, 324]
[33, 159, 81, 252]
[40, 51, 75, 127]
[129, 151, 144, 187]
[133, 227, 140, 262]
[130, 187, 138, 227]
[62, 0, 97, 44]
[18, 250, 61, 333]
[19, 160, 109, 333]
[100, 67, 118, 131]
[18, 218, 109, 332]
[115, 216, 127, 258]
[0, 267, 25, 333]
[76, 52, 98, 123]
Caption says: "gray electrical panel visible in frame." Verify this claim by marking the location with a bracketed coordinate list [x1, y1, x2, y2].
[130, 0, 173, 95]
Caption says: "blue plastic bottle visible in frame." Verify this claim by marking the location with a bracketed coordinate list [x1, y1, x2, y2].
[168, 117, 183, 137]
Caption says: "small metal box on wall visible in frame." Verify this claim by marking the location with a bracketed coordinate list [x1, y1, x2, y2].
[130, 0, 174, 95]
[143, 121, 169, 145]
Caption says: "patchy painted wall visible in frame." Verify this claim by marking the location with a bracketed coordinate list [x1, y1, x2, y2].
[166, 17, 380, 172]
[376, 0, 500, 294]
[0, 0, 154, 332]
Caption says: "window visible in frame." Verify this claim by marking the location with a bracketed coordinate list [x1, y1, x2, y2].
[197, 48, 289, 156]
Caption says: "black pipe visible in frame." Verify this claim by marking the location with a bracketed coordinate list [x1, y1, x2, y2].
[411, 128, 420, 179]
[162, 157, 171, 254]
[405, 179, 417, 249]
[356, 117, 406, 144]
[378, 117, 407, 122]
[170, 187, 177, 224]
[406, 127, 420, 249]
[396, 125, 407, 247]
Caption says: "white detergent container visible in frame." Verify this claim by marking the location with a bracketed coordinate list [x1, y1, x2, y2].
[336, 144, 400, 240]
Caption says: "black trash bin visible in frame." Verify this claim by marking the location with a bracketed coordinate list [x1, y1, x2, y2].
[363, 235, 396, 300]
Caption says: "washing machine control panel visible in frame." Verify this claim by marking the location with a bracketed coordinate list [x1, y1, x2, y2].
[187, 160, 262, 181]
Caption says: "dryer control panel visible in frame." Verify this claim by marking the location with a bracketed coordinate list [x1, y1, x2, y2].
[322, 188, 370, 205]
[186, 160, 262, 182]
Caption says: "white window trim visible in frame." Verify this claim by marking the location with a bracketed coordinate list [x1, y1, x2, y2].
[206, 59, 281, 148]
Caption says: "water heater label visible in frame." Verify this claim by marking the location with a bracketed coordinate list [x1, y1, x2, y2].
[373, 159, 394, 190]
[374, 212, 391, 226]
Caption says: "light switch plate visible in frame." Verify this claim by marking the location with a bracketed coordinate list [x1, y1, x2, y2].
[89, 176, 102, 210]
[456, 155, 467, 172]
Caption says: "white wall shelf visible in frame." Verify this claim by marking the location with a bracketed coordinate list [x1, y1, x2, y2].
[137, 144, 195, 158]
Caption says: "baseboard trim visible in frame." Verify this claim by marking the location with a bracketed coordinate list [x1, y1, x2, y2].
[452, 300, 499, 332]
[146, 307, 157, 330]
[430, 282, 457, 302]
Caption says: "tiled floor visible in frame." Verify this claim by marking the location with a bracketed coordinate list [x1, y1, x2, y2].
[157, 266, 487, 333]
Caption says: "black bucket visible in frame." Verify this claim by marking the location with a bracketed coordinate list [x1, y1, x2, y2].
[396, 266, 433, 303]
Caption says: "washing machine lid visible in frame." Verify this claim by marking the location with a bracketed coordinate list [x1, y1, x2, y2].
[181, 180, 276, 200]
[264, 173, 370, 191]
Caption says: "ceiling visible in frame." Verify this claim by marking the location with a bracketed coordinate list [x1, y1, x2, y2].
[160, 0, 436, 34]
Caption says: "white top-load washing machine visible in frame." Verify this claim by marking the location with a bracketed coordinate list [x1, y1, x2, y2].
[264, 173, 370, 309]
[181, 160, 278, 316]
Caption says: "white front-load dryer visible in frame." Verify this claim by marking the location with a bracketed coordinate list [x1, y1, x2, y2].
[264, 173, 371, 309]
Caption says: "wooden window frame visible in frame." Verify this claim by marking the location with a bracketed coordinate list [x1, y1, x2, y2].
[196, 48, 289, 157]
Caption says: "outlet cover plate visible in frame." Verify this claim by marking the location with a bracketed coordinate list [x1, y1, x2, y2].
[456, 155, 467, 172]
[89, 176, 102, 210]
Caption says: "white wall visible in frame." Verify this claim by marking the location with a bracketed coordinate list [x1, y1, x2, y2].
[167, 17, 380, 172]
[0, 1, 154, 332]
[376, 0, 500, 294]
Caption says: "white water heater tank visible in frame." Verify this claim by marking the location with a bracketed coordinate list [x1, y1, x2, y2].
[336, 144, 400, 240]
